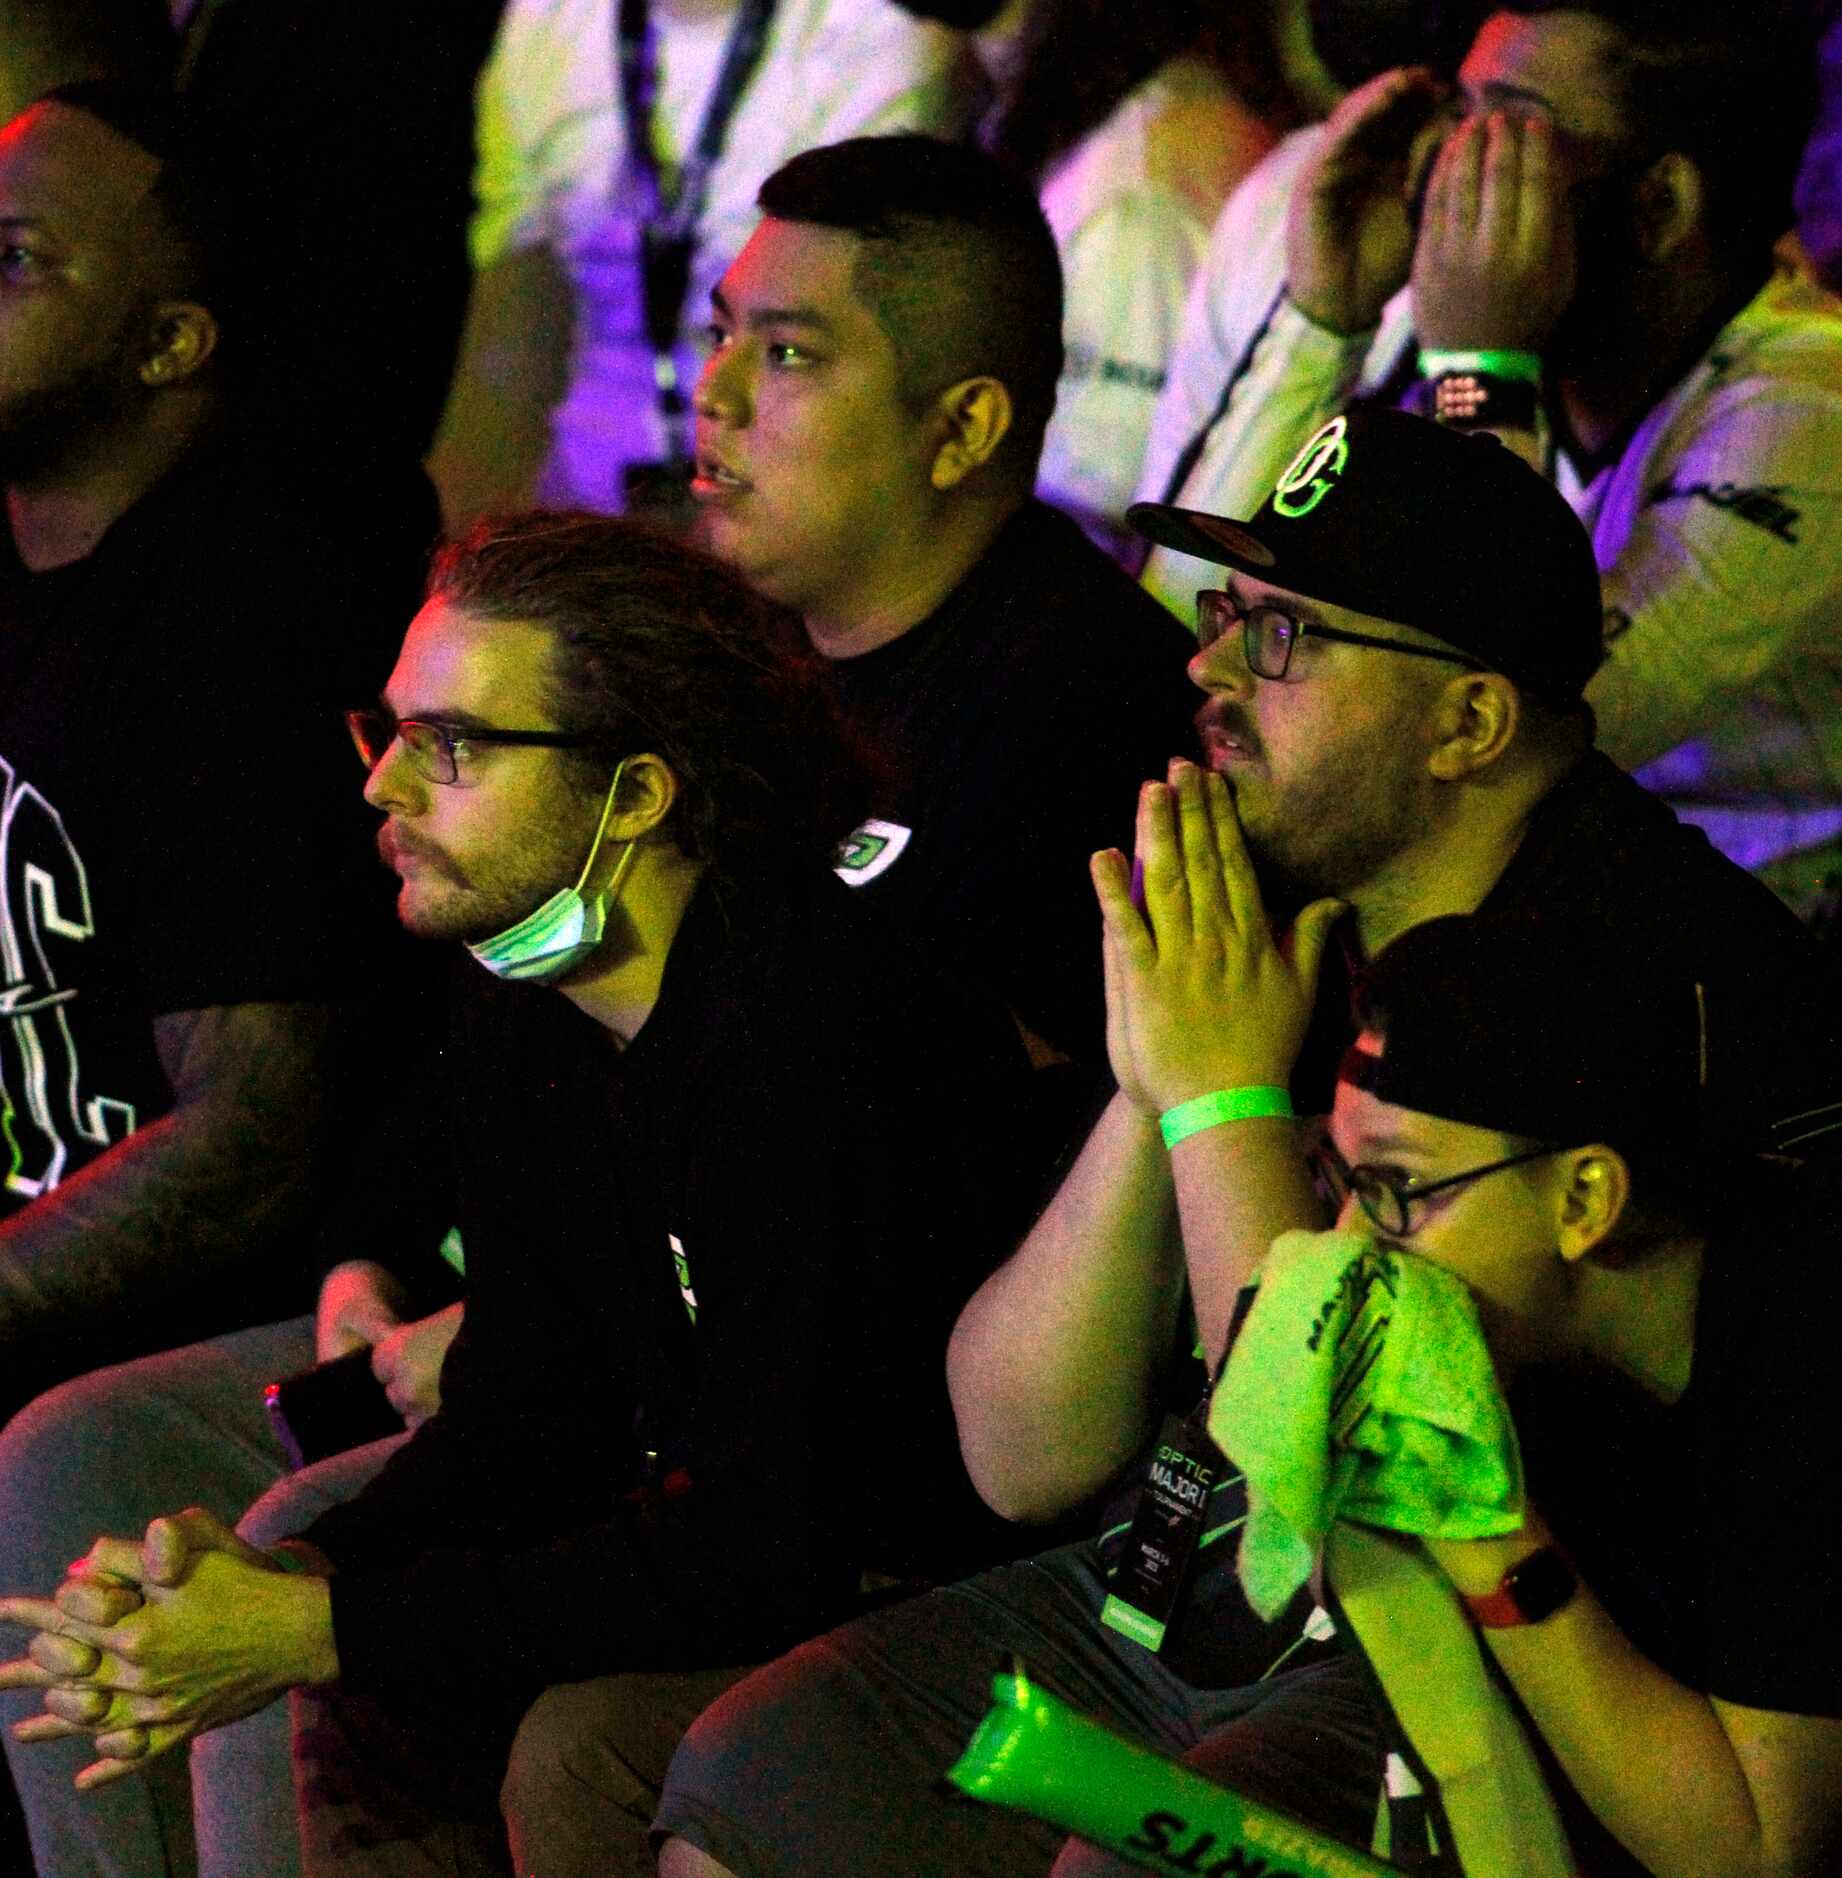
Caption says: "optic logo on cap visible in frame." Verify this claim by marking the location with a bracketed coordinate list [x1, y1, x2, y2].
[835, 818, 911, 886]
[1272, 416, 1350, 519]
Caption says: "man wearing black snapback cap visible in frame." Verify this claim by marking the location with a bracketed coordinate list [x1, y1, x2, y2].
[644, 405, 1842, 1878]
[1314, 915, 1842, 1875]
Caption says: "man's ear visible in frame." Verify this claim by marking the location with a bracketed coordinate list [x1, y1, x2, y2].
[1426, 671, 1519, 781]
[609, 752, 679, 842]
[1631, 152, 1704, 264]
[1555, 1146, 1630, 1263]
[138, 300, 218, 389]
[929, 376, 1012, 491]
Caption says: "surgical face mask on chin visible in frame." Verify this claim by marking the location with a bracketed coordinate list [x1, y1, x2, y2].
[467, 760, 636, 985]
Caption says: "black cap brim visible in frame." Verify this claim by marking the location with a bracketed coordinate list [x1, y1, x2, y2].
[1127, 501, 1280, 578]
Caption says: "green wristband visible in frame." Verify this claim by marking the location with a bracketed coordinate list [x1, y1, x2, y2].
[1159, 1086, 1293, 1149]
[1418, 346, 1542, 384]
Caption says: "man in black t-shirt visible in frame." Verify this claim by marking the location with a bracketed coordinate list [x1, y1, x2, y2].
[693, 135, 1200, 1071]
[1310, 918, 1842, 1874]
[0, 84, 427, 1418]
[0, 515, 1034, 1874]
[638, 408, 1842, 1878]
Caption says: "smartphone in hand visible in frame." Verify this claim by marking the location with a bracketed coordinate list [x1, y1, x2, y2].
[265, 1348, 403, 1471]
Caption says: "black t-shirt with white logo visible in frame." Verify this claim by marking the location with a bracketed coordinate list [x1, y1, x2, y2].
[0, 443, 428, 1218]
[820, 499, 1200, 1065]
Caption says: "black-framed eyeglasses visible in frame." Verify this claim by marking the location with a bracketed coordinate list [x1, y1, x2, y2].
[1308, 1137, 1563, 1238]
[345, 708, 594, 787]
[1196, 590, 1486, 683]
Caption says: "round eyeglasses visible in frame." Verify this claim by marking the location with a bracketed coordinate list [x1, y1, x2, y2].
[1195, 590, 1486, 683]
[346, 708, 595, 787]
[1308, 1136, 1563, 1238]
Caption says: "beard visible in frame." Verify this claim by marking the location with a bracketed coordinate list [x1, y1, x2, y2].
[1545, 169, 1652, 376]
[1239, 795, 1419, 918]
[0, 348, 137, 483]
[1199, 699, 1431, 914]
[381, 826, 575, 947]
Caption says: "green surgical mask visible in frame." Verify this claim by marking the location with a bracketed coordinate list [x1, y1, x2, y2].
[466, 759, 634, 985]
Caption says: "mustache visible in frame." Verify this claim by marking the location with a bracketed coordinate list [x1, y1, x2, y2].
[377, 824, 468, 885]
[1195, 697, 1263, 760]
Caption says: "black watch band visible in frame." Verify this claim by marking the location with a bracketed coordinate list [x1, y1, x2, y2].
[1463, 1543, 1579, 1629]
[1430, 370, 1540, 433]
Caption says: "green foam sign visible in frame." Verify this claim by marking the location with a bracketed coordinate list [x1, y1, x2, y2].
[948, 1663, 1397, 1878]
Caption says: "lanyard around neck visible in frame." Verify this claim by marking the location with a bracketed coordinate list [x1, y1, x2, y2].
[615, 0, 778, 457]
[617, 0, 778, 241]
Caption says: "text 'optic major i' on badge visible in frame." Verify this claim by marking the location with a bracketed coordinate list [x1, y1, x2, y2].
[1100, 1412, 1226, 1652]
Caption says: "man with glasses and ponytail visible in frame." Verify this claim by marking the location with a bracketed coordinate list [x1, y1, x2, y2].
[639, 406, 1842, 1878]
[0, 513, 1033, 1874]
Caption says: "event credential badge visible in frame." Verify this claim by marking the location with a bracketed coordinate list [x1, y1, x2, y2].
[1099, 1411, 1225, 1652]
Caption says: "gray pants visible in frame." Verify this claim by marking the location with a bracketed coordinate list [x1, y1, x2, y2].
[291, 1663, 760, 1877]
[0, 1320, 400, 1878]
[202, 1436, 404, 1877]
[0, 1317, 313, 1877]
[657, 1543, 1379, 1878]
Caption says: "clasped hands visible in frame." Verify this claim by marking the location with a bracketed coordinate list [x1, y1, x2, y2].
[0, 1508, 336, 1790]
[1090, 759, 1345, 1117]
[1288, 64, 1579, 357]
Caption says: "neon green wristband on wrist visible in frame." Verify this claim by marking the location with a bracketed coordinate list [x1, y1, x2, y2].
[1417, 347, 1542, 384]
[1159, 1086, 1294, 1149]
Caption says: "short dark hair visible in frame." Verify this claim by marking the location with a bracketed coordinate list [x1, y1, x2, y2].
[1502, 0, 1820, 271]
[426, 512, 871, 886]
[756, 134, 1064, 482]
[0, 0, 173, 99]
[36, 80, 227, 313]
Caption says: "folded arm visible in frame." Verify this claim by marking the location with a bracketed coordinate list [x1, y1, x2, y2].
[0, 999, 339, 1351]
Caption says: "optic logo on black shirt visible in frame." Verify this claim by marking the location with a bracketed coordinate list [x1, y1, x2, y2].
[0, 758, 135, 1198]
[669, 1231, 697, 1326]
[834, 818, 912, 887]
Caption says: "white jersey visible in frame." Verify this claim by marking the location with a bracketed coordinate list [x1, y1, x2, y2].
[1136, 123, 1412, 618]
[1035, 56, 1266, 547]
[472, 0, 969, 510]
[1139, 135, 1842, 872]
[1571, 270, 1842, 870]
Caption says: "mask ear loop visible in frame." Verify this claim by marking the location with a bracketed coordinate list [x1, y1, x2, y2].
[571, 756, 634, 897]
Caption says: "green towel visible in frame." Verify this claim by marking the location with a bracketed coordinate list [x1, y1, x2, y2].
[1209, 1229, 1525, 1621]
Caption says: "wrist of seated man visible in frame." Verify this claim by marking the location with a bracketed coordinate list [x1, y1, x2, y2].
[1159, 1086, 1293, 1150]
[268, 1538, 336, 1578]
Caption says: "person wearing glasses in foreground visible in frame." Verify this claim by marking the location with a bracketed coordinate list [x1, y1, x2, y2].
[640, 406, 1842, 1878]
[1312, 915, 1842, 1875]
[0, 513, 1035, 1875]
[1333, 915, 1840, 1873]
